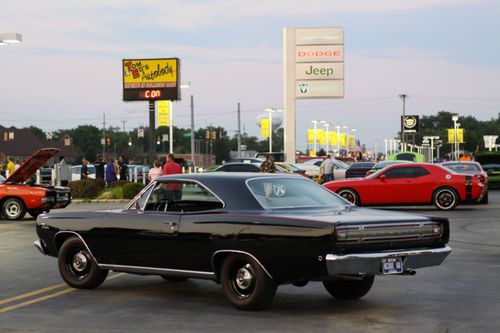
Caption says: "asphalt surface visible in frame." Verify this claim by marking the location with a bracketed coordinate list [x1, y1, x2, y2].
[1, 197, 500, 333]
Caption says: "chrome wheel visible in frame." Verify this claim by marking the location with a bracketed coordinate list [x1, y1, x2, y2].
[65, 247, 92, 279]
[231, 263, 255, 298]
[72, 251, 88, 273]
[434, 188, 457, 210]
[337, 189, 358, 205]
[2, 198, 26, 220]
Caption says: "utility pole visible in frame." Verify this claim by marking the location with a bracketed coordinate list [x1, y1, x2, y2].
[237, 102, 241, 158]
[102, 113, 106, 160]
[190, 95, 195, 164]
[121, 120, 127, 132]
[399, 94, 407, 151]
[148, 101, 155, 164]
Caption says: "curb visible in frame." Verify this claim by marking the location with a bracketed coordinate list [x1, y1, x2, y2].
[72, 199, 130, 204]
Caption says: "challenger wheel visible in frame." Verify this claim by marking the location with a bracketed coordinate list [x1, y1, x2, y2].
[58, 237, 108, 289]
[336, 189, 360, 205]
[323, 275, 374, 300]
[221, 254, 276, 310]
[433, 187, 458, 210]
[2, 198, 26, 220]
[480, 191, 489, 204]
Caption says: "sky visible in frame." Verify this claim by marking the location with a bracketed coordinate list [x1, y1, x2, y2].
[1, 0, 499, 152]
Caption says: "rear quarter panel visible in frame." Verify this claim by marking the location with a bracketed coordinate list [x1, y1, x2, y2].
[0, 185, 47, 209]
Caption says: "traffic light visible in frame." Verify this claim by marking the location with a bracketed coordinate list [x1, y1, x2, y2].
[205, 130, 210, 140]
[128, 137, 132, 146]
[156, 135, 161, 145]
[212, 131, 216, 140]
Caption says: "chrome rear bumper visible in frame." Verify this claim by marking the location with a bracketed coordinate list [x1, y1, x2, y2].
[326, 246, 451, 275]
[34, 239, 48, 255]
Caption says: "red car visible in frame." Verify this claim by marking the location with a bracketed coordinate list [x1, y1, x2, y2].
[324, 163, 485, 210]
[441, 161, 489, 204]
[0, 148, 71, 220]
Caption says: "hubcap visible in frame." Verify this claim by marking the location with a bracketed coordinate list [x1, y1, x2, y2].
[235, 265, 254, 290]
[5, 201, 20, 218]
[72, 251, 88, 272]
[340, 191, 355, 203]
[438, 191, 454, 208]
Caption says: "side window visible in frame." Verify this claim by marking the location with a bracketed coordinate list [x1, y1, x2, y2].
[413, 167, 430, 177]
[143, 181, 224, 213]
[126, 184, 154, 211]
[218, 165, 230, 172]
[384, 167, 413, 179]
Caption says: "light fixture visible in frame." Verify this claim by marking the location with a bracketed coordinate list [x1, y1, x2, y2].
[0, 33, 22, 44]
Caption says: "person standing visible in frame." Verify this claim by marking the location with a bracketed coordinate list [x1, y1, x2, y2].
[148, 160, 163, 181]
[105, 157, 117, 187]
[260, 154, 277, 173]
[80, 159, 90, 180]
[320, 154, 334, 183]
[117, 155, 128, 181]
[95, 155, 105, 180]
[163, 154, 182, 175]
[7, 157, 15, 177]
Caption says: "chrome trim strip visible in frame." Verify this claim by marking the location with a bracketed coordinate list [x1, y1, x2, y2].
[54, 231, 98, 263]
[34, 239, 47, 255]
[326, 246, 451, 260]
[212, 250, 273, 279]
[98, 264, 216, 279]
[123, 180, 157, 211]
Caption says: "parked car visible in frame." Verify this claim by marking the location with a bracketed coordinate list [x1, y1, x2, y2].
[71, 164, 96, 181]
[365, 160, 411, 176]
[345, 162, 376, 178]
[230, 158, 264, 163]
[35, 173, 451, 310]
[387, 152, 425, 162]
[0, 148, 71, 220]
[213, 162, 287, 173]
[482, 164, 500, 189]
[297, 158, 348, 180]
[441, 161, 489, 203]
[275, 162, 308, 177]
[324, 163, 485, 210]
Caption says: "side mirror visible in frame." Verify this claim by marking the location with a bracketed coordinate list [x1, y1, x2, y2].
[379, 174, 386, 181]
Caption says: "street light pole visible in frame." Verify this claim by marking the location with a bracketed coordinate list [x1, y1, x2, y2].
[190, 95, 195, 163]
[335, 125, 341, 157]
[265, 108, 283, 154]
[0, 33, 22, 45]
[399, 94, 408, 151]
[452, 115, 459, 160]
[321, 121, 330, 155]
[312, 120, 319, 155]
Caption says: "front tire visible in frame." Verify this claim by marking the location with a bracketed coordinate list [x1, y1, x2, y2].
[2, 198, 26, 220]
[221, 254, 277, 310]
[58, 237, 108, 289]
[336, 188, 360, 205]
[433, 187, 458, 210]
[323, 275, 374, 300]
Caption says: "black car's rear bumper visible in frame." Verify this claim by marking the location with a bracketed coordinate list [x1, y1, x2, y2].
[326, 246, 451, 275]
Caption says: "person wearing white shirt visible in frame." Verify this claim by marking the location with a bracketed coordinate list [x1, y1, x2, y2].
[320, 154, 334, 183]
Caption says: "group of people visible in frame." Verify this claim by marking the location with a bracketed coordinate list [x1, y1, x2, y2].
[0, 157, 21, 178]
[148, 153, 183, 181]
[80, 155, 128, 187]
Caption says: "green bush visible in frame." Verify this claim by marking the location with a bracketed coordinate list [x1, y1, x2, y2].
[69, 179, 105, 199]
[98, 186, 124, 200]
[122, 182, 145, 199]
[109, 180, 131, 188]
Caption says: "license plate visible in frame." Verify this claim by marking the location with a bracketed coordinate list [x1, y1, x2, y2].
[382, 257, 403, 274]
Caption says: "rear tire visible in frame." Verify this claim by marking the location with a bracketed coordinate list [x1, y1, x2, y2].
[433, 187, 458, 210]
[323, 275, 374, 300]
[221, 254, 276, 310]
[336, 188, 360, 205]
[58, 237, 108, 289]
[2, 198, 26, 220]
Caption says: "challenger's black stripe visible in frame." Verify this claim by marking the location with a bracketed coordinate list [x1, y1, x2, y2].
[465, 175, 472, 200]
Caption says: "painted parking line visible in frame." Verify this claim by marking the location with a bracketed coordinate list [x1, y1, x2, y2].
[0, 273, 126, 314]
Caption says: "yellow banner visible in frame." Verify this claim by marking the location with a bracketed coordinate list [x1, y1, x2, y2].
[339, 133, 347, 147]
[123, 58, 178, 88]
[261, 118, 270, 138]
[317, 129, 326, 145]
[307, 129, 315, 144]
[347, 135, 355, 148]
[157, 101, 169, 127]
[448, 128, 464, 143]
[329, 132, 338, 146]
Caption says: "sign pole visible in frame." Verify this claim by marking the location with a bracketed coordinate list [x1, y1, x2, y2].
[148, 100, 155, 164]
[169, 100, 173, 154]
[284, 28, 296, 163]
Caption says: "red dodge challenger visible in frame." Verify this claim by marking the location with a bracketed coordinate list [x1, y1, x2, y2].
[324, 162, 485, 210]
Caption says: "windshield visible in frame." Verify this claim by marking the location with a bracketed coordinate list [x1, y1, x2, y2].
[247, 177, 348, 209]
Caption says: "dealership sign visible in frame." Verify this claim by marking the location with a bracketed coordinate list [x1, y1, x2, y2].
[122, 58, 180, 101]
[402, 115, 419, 133]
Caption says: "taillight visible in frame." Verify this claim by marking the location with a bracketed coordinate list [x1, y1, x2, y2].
[478, 175, 486, 184]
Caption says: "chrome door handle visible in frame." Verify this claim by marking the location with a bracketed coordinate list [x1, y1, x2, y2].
[166, 222, 178, 226]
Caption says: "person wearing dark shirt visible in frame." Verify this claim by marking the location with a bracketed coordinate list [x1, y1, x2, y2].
[95, 155, 105, 180]
[81, 159, 89, 180]
[118, 155, 128, 181]
[105, 157, 117, 187]
[260, 154, 277, 173]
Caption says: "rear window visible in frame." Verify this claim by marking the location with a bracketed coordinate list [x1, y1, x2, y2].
[443, 163, 480, 172]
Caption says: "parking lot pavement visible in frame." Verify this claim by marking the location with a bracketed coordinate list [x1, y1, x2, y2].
[1, 196, 500, 332]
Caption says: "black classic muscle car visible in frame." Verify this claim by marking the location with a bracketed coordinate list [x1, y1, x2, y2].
[34, 173, 451, 310]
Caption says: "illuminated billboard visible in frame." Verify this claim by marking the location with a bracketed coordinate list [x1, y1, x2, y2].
[122, 58, 180, 101]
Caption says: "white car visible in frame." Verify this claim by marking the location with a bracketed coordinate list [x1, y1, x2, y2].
[297, 158, 348, 180]
[71, 164, 96, 181]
